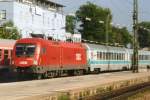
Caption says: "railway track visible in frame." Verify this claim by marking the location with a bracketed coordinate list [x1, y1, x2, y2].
[82, 82, 150, 100]
[110, 82, 150, 100]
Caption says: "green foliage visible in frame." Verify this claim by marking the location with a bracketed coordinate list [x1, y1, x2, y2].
[112, 26, 132, 46]
[138, 22, 150, 48]
[76, 2, 132, 46]
[76, 2, 112, 42]
[66, 15, 76, 34]
[0, 21, 21, 39]
[58, 94, 69, 100]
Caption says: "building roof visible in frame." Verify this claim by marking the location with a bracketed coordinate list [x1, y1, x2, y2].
[46, 0, 65, 7]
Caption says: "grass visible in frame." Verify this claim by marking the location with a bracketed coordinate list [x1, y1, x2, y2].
[127, 89, 150, 100]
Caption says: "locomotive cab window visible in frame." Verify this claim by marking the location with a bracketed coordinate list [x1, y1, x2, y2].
[16, 43, 36, 57]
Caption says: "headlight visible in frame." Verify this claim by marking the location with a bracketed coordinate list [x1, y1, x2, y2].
[12, 60, 14, 65]
[33, 60, 38, 65]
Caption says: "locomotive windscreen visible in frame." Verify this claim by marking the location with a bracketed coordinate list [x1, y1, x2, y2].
[15, 43, 36, 57]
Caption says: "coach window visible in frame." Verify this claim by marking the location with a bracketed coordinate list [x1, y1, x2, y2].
[141, 55, 143, 60]
[109, 53, 111, 60]
[140, 55, 142, 60]
[120, 53, 122, 60]
[4, 50, 9, 65]
[118, 53, 120, 60]
[123, 54, 125, 60]
[115, 53, 117, 60]
[144, 55, 146, 60]
[101, 52, 103, 60]
[100, 52, 102, 60]
[143, 55, 145, 60]
[103, 52, 105, 60]
[108, 53, 110, 60]
[148, 55, 150, 60]
[110, 53, 112, 60]
[111, 53, 113, 60]
[122, 53, 124, 60]
[0, 49, 2, 60]
[97, 52, 99, 60]
[111, 53, 114, 60]
[107, 52, 109, 60]
[146, 55, 148, 60]
[112, 53, 114, 60]
[145, 55, 147, 60]
[114, 53, 116, 60]
[103, 52, 106, 60]
[139, 55, 141, 60]
[112, 53, 115, 60]
[106, 53, 108, 60]
[105, 52, 107, 60]
[116, 53, 118, 60]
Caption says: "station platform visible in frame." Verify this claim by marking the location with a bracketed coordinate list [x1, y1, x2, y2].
[0, 69, 149, 100]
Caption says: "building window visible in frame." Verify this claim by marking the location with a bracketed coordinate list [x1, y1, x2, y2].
[0, 10, 6, 20]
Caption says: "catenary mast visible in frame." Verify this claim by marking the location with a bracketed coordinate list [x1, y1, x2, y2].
[132, 0, 139, 73]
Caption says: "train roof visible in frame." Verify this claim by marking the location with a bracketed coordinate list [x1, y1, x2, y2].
[0, 39, 16, 49]
[16, 38, 84, 48]
[84, 43, 127, 53]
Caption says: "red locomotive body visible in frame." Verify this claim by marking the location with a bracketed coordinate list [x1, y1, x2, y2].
[12, 38, 87, 79]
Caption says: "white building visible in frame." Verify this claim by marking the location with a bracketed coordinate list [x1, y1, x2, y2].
[0, 0, 67, 40]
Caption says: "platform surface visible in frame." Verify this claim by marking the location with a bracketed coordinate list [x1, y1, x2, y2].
[0, 69, 149, 100]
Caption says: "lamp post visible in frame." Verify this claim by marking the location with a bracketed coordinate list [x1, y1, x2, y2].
[105, 14, 110, 46]
[99, 14, 110, 45]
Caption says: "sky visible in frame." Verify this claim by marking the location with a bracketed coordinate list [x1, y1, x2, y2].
[54, 0, 150, 31]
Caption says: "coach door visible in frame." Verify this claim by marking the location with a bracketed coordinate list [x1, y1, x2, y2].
[4, 50, 9, 65]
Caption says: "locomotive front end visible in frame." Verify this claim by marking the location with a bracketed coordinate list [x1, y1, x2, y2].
[12, 38, 41, 75]
[14, 43, 38, 67]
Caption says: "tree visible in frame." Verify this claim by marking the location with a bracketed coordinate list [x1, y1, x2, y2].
[66, 15, 76, 34]
[112, 26, 132, 46]
[138, 22, 150, 48]
[76, 2, 132, 46]
[76, 2, 112, 42]
[0, 21, 21, 39]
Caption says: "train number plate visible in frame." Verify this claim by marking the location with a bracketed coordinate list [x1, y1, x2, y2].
[19, 61, 28, 65]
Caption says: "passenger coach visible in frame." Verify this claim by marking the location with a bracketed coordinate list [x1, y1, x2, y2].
[84, 43, 130, 73]
[0, 39, 16, 73]
[84, 43, 150, 73]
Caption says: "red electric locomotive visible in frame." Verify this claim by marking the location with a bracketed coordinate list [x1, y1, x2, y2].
[12, 38, 87, 79]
